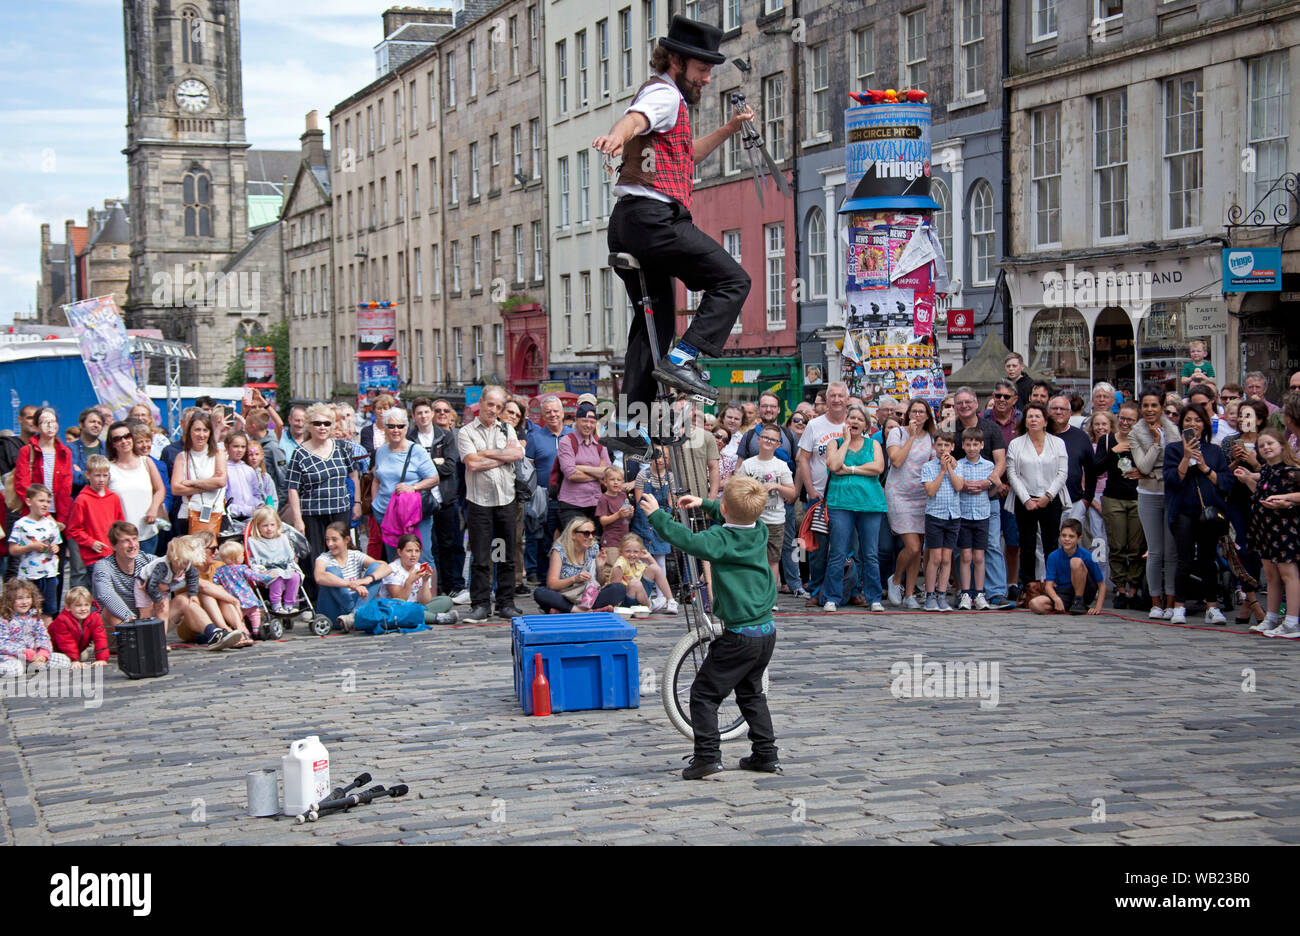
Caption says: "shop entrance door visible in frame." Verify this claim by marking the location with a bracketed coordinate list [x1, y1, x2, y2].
[1093, 306, 1136, 402]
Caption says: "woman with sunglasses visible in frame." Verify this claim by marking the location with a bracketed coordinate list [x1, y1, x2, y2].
[105, 420, 165, 555]
[369, 407, 439, 562]
[714, 426, 737, 484]
[284, 402, 361, 572]
[1130, 385, 1180, 618]
[533, 517, 627, 613]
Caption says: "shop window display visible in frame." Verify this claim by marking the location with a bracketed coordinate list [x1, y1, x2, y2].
[1027, 307, 1089, 397]
[1136, 302, 1191, 392]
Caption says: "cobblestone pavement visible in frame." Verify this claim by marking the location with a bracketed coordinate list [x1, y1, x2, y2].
[2, 595, 1299, 846]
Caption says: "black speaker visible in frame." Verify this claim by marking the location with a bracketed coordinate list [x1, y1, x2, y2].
[116, 618, 169, 679]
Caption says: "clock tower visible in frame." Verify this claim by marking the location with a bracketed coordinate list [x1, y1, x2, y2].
[123, 0, 252, 382]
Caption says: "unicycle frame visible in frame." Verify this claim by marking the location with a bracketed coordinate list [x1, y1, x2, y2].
[610, 251, 768, 742]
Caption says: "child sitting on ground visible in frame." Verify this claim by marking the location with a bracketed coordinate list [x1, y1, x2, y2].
[212, 540, 274, 638]
[1028, 518, 1107, 615]
[920, 431, 963, 612]
[640, 474, 780, 780]
[596, 466, 635, 573]
[246, 506, 303, 614]
[383, 533, 458, 625]
[0, 579, 51, 676]
[8, 484, 63, 620]
[46, 586, 109, 667]
[607, 533, 678, 614]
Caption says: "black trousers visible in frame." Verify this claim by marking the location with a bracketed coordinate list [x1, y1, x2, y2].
[689, 629, 778, 763]
[433, 501, 465, 593]
[608, 196, 751, 409]
[1173, 512, 1220, 603]
[303, 511, 350, 597]
[1015, 498, 1062, 584]
[467, 501, 515, 609]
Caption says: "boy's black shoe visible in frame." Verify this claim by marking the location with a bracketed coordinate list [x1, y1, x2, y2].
[1006, 584, 1021, 602]
[462, 605, 490, 622]
[653, 358, 718, 403]
[1112, 592, 1128, 610]
[1069, 596, 1087, 615]
[682, 757, 724, 780]
[737, 755, 783, 774]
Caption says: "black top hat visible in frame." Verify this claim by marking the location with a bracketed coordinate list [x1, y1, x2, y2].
[658, 15, 726, 65]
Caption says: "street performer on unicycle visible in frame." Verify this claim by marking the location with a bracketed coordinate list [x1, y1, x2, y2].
[592, 15, 753, 418]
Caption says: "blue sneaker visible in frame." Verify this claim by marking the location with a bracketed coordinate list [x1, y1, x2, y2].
[923, 595, 939, 612]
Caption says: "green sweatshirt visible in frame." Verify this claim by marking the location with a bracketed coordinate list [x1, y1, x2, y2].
[648, 499, 777, 631]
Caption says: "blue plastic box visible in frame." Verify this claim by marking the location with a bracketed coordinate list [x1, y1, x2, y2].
[513, 613, 639, 714]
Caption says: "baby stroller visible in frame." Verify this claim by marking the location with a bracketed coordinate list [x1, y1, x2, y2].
[240, 523, 335, 639]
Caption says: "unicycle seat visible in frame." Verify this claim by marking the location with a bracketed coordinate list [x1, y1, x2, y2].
[609, 252, 642, 271]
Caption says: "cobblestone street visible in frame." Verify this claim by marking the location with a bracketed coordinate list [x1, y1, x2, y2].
[2, 597, 1299, 846]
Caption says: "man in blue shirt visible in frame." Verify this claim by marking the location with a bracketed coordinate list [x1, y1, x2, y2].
[524, 395, 572, 585]
[1029, 518, 1106, 616]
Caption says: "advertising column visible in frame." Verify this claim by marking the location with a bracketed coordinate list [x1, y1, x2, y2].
[356, 301, 400, 413]
[837, 92, 949, 408]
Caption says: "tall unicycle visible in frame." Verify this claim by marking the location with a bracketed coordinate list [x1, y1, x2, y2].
[608, 251, 769, 742]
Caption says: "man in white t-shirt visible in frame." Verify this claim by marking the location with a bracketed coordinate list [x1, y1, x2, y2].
[593, 16, 754, 408]
[739, 426, 796, 587]
[796, 382, 849, 606]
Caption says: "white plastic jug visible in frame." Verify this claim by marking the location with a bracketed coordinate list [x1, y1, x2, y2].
[282, 736, 330, 816]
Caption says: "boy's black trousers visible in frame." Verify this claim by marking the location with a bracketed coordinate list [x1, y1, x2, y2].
[689, 629, 778, 763]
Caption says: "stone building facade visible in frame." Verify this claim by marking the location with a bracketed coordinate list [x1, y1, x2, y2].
[282, 113, 334, 402]
[328, 1, 544, 406]
[1005, 0, 1300, 399]
[82, 201, 132, 314]
[794, 0, 1007, 386]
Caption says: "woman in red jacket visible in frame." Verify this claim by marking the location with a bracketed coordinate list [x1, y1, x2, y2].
[13, 406, 74, 526]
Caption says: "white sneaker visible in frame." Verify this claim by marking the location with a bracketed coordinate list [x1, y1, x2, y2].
[664, 599, 679, 615]
[451, 589, 471, 605]
[1274, 623, 1300, 639]
[903, 596, 922, 610]
[1164, 607, 1178, 620]
[957, 593, 973, 610]
[973, 594, 990, 610]
[870, 601, 885, 612]
[1204, 607, 1227, 625]
[1149, 606, 1167, 620]
[649, 593, 667, 612]
[823, 601, 837, 612]
[887, 576, 903, 606]
[1168, 607, 1187, 624]
[1250, 619, 1277, 633]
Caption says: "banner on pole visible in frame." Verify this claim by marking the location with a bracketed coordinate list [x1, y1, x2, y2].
[244, 347, 275, 384]
[62, 295, 151, 420]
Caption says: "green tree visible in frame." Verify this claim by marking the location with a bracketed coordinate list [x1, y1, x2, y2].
[222, 320, 291, 421]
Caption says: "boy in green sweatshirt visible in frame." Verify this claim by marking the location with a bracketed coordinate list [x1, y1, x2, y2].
[640, 473, 780, 779]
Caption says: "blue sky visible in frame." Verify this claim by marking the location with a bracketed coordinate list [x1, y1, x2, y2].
[0, 0, 394, 324]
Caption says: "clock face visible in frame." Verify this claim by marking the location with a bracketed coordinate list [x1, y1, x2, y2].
[176, 79, 209, 113]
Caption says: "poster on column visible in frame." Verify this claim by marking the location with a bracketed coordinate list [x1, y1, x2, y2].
[62, 295, 151, 419]
[847, 228, 890, 289]
[356, 304, 397, 351]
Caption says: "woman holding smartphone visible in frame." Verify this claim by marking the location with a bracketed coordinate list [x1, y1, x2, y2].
[1161, 402, 1233, 625]
[1222, 400, 1269, 627]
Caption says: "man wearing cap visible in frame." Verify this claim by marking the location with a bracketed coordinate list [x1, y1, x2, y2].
[594, 15, 756, 410]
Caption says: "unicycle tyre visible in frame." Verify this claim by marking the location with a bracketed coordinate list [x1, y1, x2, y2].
[661, 628, 770, 742]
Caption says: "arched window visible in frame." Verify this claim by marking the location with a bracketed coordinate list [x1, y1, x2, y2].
[970, 179, 995, 286]
[1028, 307, 1089, 396]
[807, 207, 827, 299]
[183, 168, 211, 237]
[930, 178, 952, 266]
[181, 9, 203, 65]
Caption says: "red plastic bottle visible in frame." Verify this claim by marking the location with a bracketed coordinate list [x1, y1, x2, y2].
[531, 653, 552, 716]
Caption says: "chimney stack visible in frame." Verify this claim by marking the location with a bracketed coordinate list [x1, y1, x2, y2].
[301, 110, 326, 168]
